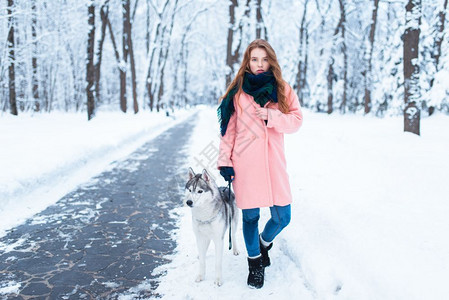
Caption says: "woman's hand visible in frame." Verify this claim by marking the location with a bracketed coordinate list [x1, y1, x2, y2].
[255, 107, 268, 120]
[219, 166, 235, 182]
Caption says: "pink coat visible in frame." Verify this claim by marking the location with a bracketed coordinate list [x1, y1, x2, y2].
[217, 83, 303, 209]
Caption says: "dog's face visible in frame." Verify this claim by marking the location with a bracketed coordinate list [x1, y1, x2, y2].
[184, 168, 215, 208]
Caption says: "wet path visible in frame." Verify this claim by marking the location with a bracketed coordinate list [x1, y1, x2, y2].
[0, 114, 195, 299]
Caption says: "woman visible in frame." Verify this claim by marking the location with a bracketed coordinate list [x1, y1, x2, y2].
[217, 39, 303, 288]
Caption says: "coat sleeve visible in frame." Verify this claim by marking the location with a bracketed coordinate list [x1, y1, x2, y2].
[217, 109, 237, 168]
[266, 84, 303, 134]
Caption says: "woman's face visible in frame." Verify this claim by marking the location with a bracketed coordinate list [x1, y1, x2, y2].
[249, 48, 270, 75]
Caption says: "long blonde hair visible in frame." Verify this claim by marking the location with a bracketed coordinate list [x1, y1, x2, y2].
[220, 39, 289, 113]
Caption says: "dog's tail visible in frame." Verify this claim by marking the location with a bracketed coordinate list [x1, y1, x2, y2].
[227, 183, 234, 250]
[219, 186, 235, 204]
[218, 185, 236, 250]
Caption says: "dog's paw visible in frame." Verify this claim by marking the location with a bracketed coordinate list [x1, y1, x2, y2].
[214, 278, 223, 286]
[195, 274, 204, 282]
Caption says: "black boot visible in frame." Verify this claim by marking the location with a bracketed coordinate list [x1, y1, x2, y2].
[259, 236, 273, 267]
[247, 256, 265, 289]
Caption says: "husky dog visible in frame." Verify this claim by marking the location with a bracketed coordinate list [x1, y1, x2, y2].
[185, 168, 239, 286]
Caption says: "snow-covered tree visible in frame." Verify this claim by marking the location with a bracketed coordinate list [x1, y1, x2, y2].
[1, 0, 448, 120]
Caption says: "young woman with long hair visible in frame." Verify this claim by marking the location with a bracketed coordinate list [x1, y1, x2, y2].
[217, 39, 303, 288]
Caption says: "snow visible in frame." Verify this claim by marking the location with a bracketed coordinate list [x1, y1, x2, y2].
[1, 106, 449, 299]
[0, 281, 21, 296]
[0, 108, 196, 237]
[132, 107, 449, 299]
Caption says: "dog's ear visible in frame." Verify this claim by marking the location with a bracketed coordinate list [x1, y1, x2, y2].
[188, 167, 195, 180]
[201, 169, 211, 183]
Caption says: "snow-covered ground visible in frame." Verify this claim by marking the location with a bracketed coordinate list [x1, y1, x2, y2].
[0, 108, 196, 237]
[122, 107, 449, 300]
[1, 106, 449, 299]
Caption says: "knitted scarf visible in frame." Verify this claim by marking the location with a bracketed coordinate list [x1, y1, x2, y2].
[217, 71, 278, 136]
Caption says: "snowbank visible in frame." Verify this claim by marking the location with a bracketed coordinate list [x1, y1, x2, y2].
[120, 108, 449, 300]
[2, 106, 448, 299]
[0, 108, 197, 237]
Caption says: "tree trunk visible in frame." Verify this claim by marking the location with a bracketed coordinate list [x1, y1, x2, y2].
[86, 1, 96, 120]
[328, 0, 344, 114]
[403, 0, 421, 135]
[120, 69, 127, 112]
[131, 0, 139, 21]
[327, 58, 334, 114]
[120, 0, 131, 113]
[146, 0, 150, 54]
[156, 0, 178, 112]
[304, 30, 309, 103]
[128, 7, 139, 114]
[225, 0, 250, 88]
[182, 49, 189, 106]
[106, 17, 121, 66]
[7, 0, 17, 115]
[147, 40, 158, 111]
[95, 1, 109, 104]
[338, 0, 347, 114]
[31, 0, 39, 112]
[66, 44, 81, 111]
[146, 0, 170, 111]
[428, 0, 448, 113]
[428, 0, 448, 115]
[129, 35, 138, 114]
[295, 0, 309, 106]
[226, 0, 238, 87]
[432, 0, 448, 73]
[256, 0, 267, 39]
[122, 0, 138, 113]
[364, 0, 379, 114]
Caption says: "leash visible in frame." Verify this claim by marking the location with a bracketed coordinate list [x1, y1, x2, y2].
[228, 180, 232, 250]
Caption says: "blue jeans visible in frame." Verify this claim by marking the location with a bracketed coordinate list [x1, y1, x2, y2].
[242, 205, 291, 257]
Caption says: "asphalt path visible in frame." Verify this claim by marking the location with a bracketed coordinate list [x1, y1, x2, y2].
[0, 114, 196, 299]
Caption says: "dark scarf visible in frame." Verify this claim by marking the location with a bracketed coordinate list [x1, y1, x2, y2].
[217, 71, 278, 136]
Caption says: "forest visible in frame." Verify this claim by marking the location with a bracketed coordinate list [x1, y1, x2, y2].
[1, 0, 448, 133]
